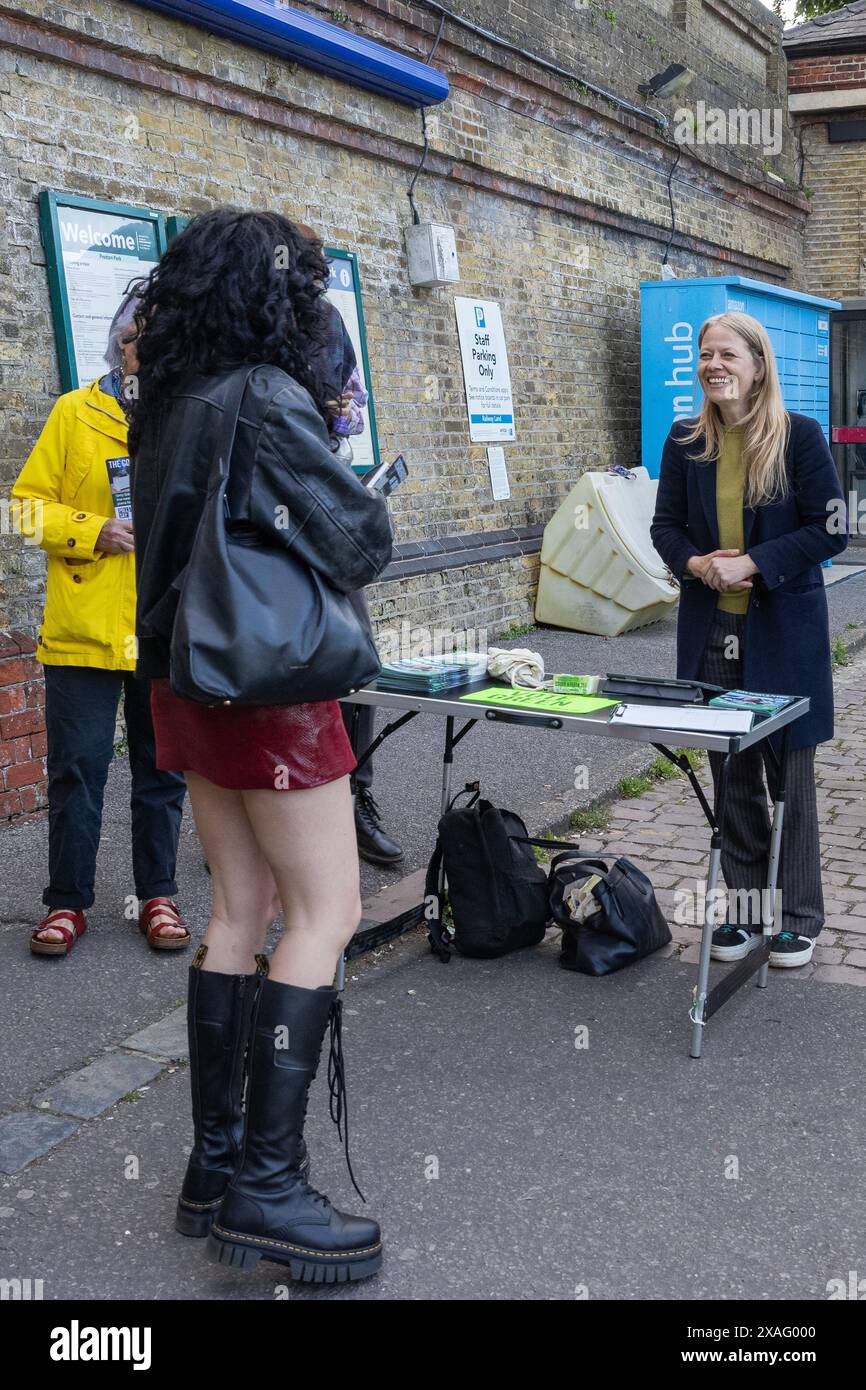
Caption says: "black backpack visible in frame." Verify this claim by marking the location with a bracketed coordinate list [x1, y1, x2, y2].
[424, 788, 551, 962]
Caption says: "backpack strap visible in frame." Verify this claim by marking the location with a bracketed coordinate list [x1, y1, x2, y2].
[424, 836, 452, 963]
[424, 785, 478, 963]
[447, 781, 481, 813]
[511, 835, 594, 854]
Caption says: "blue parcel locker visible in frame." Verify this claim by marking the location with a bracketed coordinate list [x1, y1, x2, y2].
[640, 276, 840, 478]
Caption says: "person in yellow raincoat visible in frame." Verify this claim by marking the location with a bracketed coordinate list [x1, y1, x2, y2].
[11, 289, 188, 957]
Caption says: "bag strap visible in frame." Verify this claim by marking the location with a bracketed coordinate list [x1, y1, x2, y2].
[512, 835, 598, 855]
[549, 852, 609, 880]
[423, 837, 452, 963]
[446, 782, 481, 814]
[215, 367, 259, 519]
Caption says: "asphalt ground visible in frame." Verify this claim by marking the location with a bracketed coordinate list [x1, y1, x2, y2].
[3, 934, 865, 1301]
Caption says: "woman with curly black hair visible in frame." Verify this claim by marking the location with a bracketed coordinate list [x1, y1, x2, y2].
[130, 208, 392, 1284]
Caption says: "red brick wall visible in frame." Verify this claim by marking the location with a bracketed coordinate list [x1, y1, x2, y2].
[788, 53, 866, 94]
[0, 632, 47, 821]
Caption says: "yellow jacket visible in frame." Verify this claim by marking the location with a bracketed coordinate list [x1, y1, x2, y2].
[11, 380, 137, 670]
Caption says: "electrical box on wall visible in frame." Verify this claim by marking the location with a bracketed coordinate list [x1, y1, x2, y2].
[404, 222, 459, 287]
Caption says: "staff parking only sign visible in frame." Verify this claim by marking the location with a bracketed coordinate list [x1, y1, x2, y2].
[454, 297, 515, 442]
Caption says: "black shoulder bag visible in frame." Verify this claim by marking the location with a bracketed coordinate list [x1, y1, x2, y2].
[170, 368, 381, 706]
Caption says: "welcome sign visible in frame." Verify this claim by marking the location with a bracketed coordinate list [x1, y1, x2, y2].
[39, 192, 167, 390]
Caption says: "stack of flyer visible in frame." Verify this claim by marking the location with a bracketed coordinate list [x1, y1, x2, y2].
[708, 690, 796, 716]
[376, 654, 488, 693]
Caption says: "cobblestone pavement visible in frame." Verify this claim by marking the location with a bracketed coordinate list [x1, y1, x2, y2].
[575, 654, 866, 986]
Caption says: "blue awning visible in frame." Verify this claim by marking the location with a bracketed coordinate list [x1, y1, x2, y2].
[130, 0, 449, 107]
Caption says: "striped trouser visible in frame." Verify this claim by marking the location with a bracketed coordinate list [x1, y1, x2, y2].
[697, 611, 824, 939]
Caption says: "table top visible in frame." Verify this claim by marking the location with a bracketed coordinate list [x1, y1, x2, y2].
[340, 678, 810, 754]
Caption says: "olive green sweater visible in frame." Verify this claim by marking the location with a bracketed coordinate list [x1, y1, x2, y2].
[716, 426, 750, 616]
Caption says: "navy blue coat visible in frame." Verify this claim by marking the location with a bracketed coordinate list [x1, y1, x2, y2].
[650, 413, 848, 749]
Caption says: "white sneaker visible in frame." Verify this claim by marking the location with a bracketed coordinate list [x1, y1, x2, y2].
[769, 933, 816, 968]
[710, 925, 763, 962]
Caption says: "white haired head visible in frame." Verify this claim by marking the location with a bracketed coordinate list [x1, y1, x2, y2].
[104, 283, 145, 370]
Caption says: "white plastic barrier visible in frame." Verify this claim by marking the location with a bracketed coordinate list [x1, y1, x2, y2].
[535, 467, 679, 636]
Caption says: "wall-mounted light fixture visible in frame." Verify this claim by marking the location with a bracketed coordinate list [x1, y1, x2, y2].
[637, 63, 696, 102]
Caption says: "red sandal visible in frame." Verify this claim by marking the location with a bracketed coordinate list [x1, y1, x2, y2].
[30, 909, 87, 957]
[138, 897, 191, 952]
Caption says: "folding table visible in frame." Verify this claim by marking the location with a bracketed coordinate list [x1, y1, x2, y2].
[340, 680, 810, 1058]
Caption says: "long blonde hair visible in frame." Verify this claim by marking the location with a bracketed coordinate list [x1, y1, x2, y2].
[680, 312, 790, 507]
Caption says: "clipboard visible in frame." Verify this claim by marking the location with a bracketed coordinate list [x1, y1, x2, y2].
[607, 703, 754, 734]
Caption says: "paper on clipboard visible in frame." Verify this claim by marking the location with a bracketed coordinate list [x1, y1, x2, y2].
[608, 703, 754, 734]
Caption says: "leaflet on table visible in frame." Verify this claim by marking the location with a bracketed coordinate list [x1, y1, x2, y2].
[608, 703, 754, 734]
[377, 654, 488, 693]
[458, 687, 617, 715]
[708, 690, 796, 715]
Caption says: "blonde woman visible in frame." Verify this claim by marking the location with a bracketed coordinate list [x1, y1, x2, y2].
[651, 311, 847, 969]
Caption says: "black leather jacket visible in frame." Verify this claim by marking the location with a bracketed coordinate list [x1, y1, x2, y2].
[131, 364, 392, 679]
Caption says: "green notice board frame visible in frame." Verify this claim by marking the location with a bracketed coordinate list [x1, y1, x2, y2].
[38, 191, 167, 392]
[323, 247, 381, 474]
[165, 217, 380, 473]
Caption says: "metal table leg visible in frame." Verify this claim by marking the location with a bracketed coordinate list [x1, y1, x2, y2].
[690, 752, 731, 1059]
[757, 725, 790, 991]
[434, 716, 479, 946]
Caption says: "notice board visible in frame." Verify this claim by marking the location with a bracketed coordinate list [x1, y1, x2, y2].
[39, 191, 166, 392]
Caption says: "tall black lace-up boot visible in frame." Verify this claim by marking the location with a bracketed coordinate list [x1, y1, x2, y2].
[176, 946, 309, 1237]
[209, 977, 382, 1283]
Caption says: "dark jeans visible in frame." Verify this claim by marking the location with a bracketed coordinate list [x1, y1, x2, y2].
[43, 665, 186, 911]
[342, 701, 374, 792]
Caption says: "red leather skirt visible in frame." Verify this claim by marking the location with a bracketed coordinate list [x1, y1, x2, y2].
[149, 678, 356, 791]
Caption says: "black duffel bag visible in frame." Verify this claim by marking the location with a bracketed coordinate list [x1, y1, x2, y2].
[548, 849, 671, 976]
[425, 790, 550, 962]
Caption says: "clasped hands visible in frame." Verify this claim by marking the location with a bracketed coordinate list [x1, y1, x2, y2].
[686, 548, 758, 592]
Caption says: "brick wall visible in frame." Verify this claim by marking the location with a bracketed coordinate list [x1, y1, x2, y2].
[1, 0, 807, 676]
[787, 50, 866, 299]
[788, 54, 866, 94]
[0, 631, 47, 823]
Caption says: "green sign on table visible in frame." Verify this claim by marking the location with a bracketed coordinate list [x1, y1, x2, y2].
[458, 687, 617, 716]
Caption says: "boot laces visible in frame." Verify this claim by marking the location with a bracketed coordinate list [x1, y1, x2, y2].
[327, 995, 366, 1204]
[356, 788, 382, 830]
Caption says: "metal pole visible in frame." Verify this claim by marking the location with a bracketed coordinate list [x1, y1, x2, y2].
[440, 715, 455, 816]
[691, 752, 731, 1059]
[758, 726, 790, 991]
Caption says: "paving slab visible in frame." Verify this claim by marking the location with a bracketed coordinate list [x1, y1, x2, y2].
[0, 1111, 79, 1176]
[123, 1009, 188, 1062]
[33, 1052, 166, 1121]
